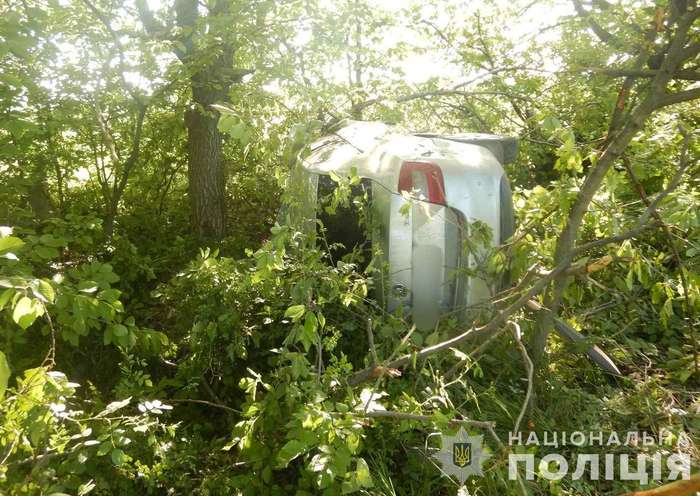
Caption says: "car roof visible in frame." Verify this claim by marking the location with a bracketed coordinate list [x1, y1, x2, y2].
[306, 121, 517, 166]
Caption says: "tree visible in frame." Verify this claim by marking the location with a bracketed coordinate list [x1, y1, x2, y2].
[2, 1, 700, 494]
[134, 1, 263, 241]
[530, 0, 700, 367]
[135, 0, 240, 240]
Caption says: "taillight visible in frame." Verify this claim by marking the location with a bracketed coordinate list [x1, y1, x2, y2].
[398, 161, 446, 205]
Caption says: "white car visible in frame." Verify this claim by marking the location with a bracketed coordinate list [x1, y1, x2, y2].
[299, 121, 517, 330]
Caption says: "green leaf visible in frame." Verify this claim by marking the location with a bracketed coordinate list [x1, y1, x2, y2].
[289, 353, 308, 379]
[341, 483, 359, 496]
[276, 439, 309, 468]
[541, 115, 561, 134]
[111, 448, 125, 466]
[96, 441, 111, 456]
[103, 326, 113, 345]
[284, 304, 305, 322]
[346, 432, 360, 454]
[32, 280, 54, 304]
[0, 236, 24, 255]
[229, 122, 246, 141]
[99, 397, 131, 416]
[99, 288, 121, 302]
[342, 458, 374, 494]
[39, 234, 67, 247]
[309, 453, 330, 472]
[78, 281, 99, 293]
[298, 312, 318, 351]
[35, 245, 58, 260]
[12, 296, 38, 329]
[112, 324, 128, 337]
[0, 288, 14, 311]
[217, 113, 237, 134]
[0, 351, 10, 400]
[355, 458, 373, 488]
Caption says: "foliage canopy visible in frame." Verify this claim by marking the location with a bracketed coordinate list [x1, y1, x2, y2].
[1, 0, 699, 494]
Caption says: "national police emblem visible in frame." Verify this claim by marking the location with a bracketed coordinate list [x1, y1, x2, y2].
[431, 427, 490, 485]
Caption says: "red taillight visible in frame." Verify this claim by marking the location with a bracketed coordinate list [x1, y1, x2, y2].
[398, 161, 446, 205]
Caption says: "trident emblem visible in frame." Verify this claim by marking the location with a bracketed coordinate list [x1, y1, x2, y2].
[453, 442, 472, 468]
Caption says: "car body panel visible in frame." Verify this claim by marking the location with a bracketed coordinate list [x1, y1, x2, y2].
[302, 121, 516, 329]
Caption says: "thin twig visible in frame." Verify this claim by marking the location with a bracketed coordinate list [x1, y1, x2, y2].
[510, 321, 533, 434]
[200, 374, 225, 405]
[359, 410, 495, 430]
[361, 325, 417, 415]
[166, 398, 239, 414]
[39, 302, 56, 369]
[316, 336, 323, 383]
[349, 257, 572, 386]
[443, 326, 510, 380]
[366, 318, 378, 365]
[573, 136, 694, 258]
[530, 4, 700, 365]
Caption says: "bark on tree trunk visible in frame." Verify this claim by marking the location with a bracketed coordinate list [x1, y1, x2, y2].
[137, 0, 235, 242]
[185, 103, 226, 241]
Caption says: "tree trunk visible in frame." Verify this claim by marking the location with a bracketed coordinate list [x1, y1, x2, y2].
[138, 0, 237, 242]
[175, 0, 229, 242]
[185, 101, 226, 241]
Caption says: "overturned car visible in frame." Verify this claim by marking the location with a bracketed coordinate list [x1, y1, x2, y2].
[296, 121, 518, 330]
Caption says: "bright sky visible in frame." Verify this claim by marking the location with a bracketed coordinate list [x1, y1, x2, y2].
[396, 0, 573, 85]
[259, 0, 573, 101]
[46, 0, 574, 97]
[39, 0, 574, 185]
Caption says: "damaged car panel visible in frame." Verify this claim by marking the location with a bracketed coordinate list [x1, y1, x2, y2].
[301, 121, 517, 330]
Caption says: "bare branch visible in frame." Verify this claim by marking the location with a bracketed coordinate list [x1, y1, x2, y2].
[348, 258, 575, 386]
[165, 398, 239, 414]
[366, 318, 378, 365]
[114, 104, 147, 198]
[94, 102, 121, 166]
[419, 19, 455, 52]
[526, 300, 622, 375]
[360, 410, 495, 430]
[443, 325, 511, 380]
[656, 87, 700, 108]
[572, 221, 661, 256]
[397, 89, 533, 103]
[530, 5, 700, 364]
[585, 68, 700, 81]
[680, 41, 700, 61]
[510, 321, 533, 435]
[134, 0, 163, 35]
[352, 89, 534, 114]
